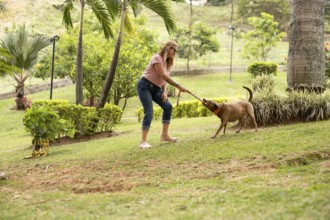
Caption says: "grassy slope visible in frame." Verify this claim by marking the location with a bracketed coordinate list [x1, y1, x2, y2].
[0, 73, 329, 219]
[0, 0, 65, 35]
[0, 2, 328, 219]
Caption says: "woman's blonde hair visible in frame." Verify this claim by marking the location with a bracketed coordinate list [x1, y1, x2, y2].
[158, 40, 177, 71]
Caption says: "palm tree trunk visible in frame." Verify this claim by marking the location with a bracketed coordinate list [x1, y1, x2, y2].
[287, 0, 325, 93]
[186, 0, 193, 75]
[75, 1, 85, 105]
[15, 81, 25, 110]
[96, 3, 127, 109]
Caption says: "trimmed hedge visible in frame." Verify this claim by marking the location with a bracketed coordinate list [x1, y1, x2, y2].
[135, 97, 229, 122]
[27, 100, 123, 138]
[247, 62, 278, 78]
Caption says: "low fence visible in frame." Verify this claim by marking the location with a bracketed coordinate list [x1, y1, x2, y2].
[172, 65, 286, 76]
[0, 65, 287, 100]
[0, 78, 73, 100]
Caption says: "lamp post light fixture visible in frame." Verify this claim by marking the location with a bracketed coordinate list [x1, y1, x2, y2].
[228, 25, 235, 82]
[50, 35, 60, 100]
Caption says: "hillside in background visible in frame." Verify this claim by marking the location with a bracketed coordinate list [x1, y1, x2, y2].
[0, 0, 230, 38]
[0, 0, 65, 36]
[0, 1, 293, 72]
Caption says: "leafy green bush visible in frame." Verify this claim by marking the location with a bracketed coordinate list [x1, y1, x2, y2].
[27, 100, 123, 137]
[23, 105, 74, 141]
[135, 97, 229, 121]
[247, 62, 278, 78]
[97, 103, 123, 132]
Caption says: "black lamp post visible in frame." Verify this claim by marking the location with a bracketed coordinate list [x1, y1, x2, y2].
[50, 35, 60, 100]
[228, 25, 235, 82]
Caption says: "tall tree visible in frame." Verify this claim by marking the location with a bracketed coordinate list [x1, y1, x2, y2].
[186, 0, 193, 75]
[62, 0, 114, 105]
[96, 0, 176, 109]
[0, 26, 51, 109]
[173, 22, 220, 63]
[287, 0, 325, 92]
[237, 0, 290, 32]
[242, 12, 285, 62]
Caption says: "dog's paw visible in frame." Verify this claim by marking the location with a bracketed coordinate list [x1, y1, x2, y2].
[211, 136, 216, 139]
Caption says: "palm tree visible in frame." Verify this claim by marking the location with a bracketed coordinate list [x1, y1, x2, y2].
[62, 0, 114, 105]
[287, 0, 325, 92]
[0, 48, 18, 77]
[96, 0, 176, 109]
[0, 26, 51, 109]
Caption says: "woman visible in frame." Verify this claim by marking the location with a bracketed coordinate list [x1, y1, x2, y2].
[137, 41, 188, 149]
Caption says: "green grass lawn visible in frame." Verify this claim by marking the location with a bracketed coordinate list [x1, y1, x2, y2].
[0, 72, 329, 219]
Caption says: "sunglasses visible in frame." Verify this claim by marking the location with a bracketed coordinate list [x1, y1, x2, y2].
[170, 47, 177, 53]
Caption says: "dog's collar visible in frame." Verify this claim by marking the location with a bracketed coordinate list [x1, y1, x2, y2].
[213, 105, 222, 115]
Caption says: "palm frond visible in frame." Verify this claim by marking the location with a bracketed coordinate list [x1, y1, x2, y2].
[129, 0, 143, 17]
[0, 26, 51, 71]
[0, 47, 11, 59]
[139, 0, 176, 34]
[103, 0, 121, 20]
[0, 63, 18, 77]
[124, 14, 134, 33]
[62, 0, 74, 28]
[88, 0, 115, 39]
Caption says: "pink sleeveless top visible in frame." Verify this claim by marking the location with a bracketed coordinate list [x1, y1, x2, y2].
[142, 54, 170, 88]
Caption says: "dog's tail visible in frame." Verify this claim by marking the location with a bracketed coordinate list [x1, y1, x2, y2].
[242, 86, 253, 102]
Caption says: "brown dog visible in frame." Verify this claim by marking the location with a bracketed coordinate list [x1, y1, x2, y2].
[202, 86, 258, 139]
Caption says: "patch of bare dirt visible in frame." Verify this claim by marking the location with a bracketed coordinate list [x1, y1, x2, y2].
[4, 150, 329, 194]
[8, 160, 146, 194]
[5, 157, 279, 194]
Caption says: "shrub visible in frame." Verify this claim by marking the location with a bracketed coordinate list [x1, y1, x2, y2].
[325, 45, 330, 78]
[135, 97, 229, 121]
[253, 93, 291, 126]
[247, 62, 278, 78]
[252, 90, 330, 125]
[97, 103, 123, 132]
[26, 100, 123, 138]
[23, 105, 74, 141]
[252, 74, 276, 94]
[286, 90, 330, 122]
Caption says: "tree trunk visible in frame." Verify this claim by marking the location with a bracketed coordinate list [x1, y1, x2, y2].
[287, 0, 325, 92]
[31, 138, 49, 157]
[75, 2, 85, 105]
[122, 96, 128, 111]
[15, 82, 25, 110]
[186, 0, 193, 75]
[96, 3, 127, 110]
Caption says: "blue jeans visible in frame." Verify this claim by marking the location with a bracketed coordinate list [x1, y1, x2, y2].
[137, 77, 173, 131]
